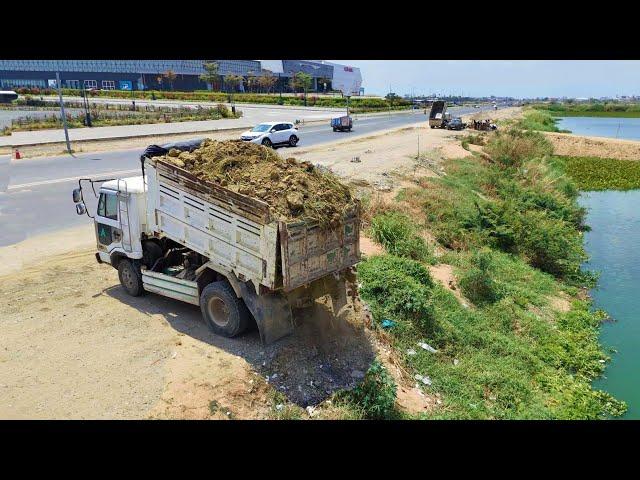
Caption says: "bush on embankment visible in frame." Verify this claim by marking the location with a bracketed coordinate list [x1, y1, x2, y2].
[355, 126, 625, 419]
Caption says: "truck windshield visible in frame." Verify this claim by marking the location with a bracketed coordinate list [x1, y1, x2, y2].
[251, 124, 271, 132]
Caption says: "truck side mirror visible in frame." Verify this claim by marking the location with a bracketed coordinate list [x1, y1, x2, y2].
[75, 203, 86, 215]
[72, 188, 82, 203]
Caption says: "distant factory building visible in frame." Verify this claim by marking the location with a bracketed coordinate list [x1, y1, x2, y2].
[0, 60, 363, 94]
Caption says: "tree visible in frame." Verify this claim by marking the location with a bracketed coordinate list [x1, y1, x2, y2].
[257, 70, 277, 94]
[246, 72, 256, 93]
[199, 62, 220, 91]
[224, 74, 244, 105]
[163, 70, 177, 91]
[385, 92, 401, 106]
[292, 71, 313, 106]
[156, 75, 163, 91]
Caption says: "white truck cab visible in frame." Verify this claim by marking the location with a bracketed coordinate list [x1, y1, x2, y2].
[94, 176, 146, 265]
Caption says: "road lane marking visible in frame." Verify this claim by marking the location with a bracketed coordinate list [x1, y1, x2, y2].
[7, 168, 140, 191]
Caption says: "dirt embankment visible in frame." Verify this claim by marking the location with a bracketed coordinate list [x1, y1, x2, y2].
[544, 131, 640, 160]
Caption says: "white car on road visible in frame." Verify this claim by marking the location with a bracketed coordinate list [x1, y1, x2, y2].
[240, 122, 300, 148]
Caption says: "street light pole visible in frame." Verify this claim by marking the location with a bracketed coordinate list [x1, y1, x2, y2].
[56, 72, 72, 154]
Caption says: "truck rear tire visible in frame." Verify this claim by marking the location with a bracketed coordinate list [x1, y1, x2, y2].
[118, 259, 144, 297]
[200, 281, 250, 338]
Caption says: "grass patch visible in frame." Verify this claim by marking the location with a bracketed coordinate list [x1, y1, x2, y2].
[560, 156, 640, 191]
[370, 211, 434, 263]
[533, 101, 640, 118]
[514, 109, 564, 133]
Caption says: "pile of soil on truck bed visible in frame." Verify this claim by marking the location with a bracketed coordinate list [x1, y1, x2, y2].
[160, 139, 356, 226]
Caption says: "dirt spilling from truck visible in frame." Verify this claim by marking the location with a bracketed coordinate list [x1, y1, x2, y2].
[160, 139, 357, 227]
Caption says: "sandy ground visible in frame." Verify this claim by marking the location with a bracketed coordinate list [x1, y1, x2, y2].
[544, 131, 640, 161]
[0, 112, 507, 419]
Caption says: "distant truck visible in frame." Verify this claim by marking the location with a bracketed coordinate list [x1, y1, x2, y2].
[331, 115, 353, 132]
[429, 101, 451, 129]
[71, 139, 361, 345]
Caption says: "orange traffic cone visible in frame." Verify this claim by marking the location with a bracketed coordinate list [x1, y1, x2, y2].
[14, 148, 21, 160]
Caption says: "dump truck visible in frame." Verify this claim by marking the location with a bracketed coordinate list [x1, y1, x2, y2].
[428, 101, 451, 129]
[331, 115, 353, 132]
[72, 139, 361, 345]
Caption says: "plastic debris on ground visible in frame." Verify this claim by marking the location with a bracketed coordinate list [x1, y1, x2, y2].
[381, 319, 397, 329]
[407, 348, 417, 356]
[417, 341, 438, 353]
[414, 374, 432, 386]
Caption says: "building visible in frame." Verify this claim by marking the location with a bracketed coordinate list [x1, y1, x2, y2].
[0, 60, 363, 94]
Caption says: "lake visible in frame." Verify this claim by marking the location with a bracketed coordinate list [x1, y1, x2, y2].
[580, 190, 640, 419]
[557, 116, 640, 141]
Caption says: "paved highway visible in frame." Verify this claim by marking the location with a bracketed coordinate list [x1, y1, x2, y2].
[0, 105, 493, 247]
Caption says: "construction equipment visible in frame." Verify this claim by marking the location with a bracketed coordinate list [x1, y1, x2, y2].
[72, 139, 361, 345]
[428, 101, 451, 129]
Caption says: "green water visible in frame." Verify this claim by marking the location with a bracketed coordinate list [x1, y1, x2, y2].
[580, 190, 640, 419]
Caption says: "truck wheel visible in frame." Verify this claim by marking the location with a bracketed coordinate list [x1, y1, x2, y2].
[332, 127, 337, 132]
[118, 259, 144, 297]
[200, 281, 250, 338]
[288, 135, 298, 147]
[430, 125, 435, 129]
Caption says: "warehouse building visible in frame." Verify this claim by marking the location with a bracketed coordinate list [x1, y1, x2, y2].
[0, 60, 362, 94]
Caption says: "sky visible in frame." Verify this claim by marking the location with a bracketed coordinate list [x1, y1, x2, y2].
[329, 61, 640, 98]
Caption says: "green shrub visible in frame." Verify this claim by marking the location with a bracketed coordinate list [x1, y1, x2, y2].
[459, 249, 504, 305]
[343, 360, 397, 419]
[484, 129, 553, 167]
[516, 109, 561, 132]
[515, 210, 587, 280]
[358, 255, 435, 332]
[370, 212, 433, 262]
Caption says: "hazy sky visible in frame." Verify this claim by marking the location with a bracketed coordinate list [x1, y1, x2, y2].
[330, 61, 640, 98]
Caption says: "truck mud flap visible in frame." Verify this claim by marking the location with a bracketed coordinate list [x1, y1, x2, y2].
[237, 282, 294, 345]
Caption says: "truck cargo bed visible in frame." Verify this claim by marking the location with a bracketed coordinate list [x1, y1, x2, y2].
[146, 158, 360, 292]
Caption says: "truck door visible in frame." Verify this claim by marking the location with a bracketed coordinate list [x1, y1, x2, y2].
[95, 191, 123, 253]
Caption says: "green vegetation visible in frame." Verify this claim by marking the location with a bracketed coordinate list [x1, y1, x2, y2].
[13, 87, 413, 113]
[458, 249, 504, 305]
[534, 101, 640, 118]
[357, 127, 626, 419]
[1, 103, 238, 134]
[337, 360, 398, 420]
[370, 211, 434, 263]
[561, 156, 640, 191]
[514, 109, 566, 132]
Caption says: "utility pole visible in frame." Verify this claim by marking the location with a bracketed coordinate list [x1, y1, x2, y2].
[56, 71, 72, 154]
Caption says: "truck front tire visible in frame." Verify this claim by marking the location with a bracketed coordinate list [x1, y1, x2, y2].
[200, 281, 250, 338]
[118, 259, 144, 297]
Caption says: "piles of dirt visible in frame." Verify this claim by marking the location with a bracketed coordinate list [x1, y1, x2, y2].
[160, 139, 356, 226]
